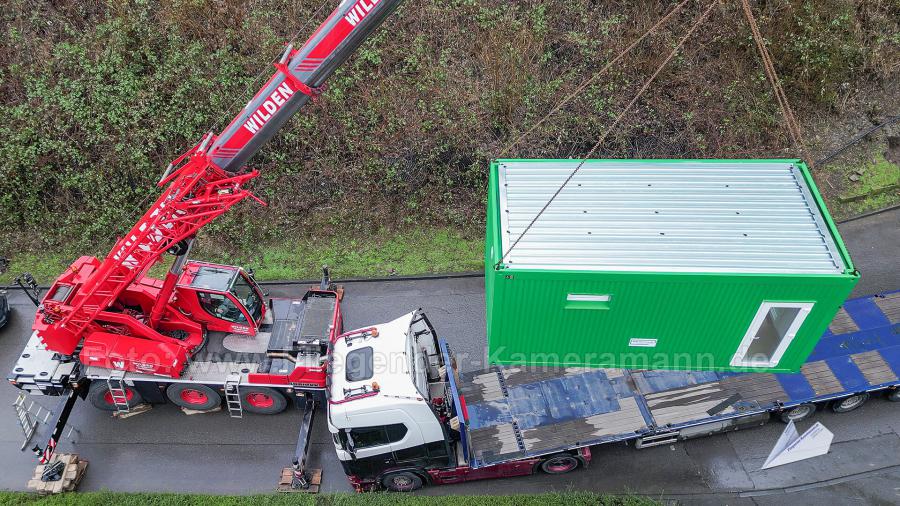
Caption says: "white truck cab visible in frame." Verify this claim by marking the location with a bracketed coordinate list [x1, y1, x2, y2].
[327, 310, 456, 491]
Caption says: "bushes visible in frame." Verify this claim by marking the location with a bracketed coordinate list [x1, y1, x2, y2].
[0, 0, 897, 258]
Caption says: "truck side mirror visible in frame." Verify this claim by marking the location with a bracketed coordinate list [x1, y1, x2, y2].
[320, 265, 330, 290]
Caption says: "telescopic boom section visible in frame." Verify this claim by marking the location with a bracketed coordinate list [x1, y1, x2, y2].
[211, 0, 403, 173]
[34, 0, 403, 359]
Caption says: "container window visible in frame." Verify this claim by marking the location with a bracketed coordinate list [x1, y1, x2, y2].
[565, 294, 612, 310]
[731, 302, 814, 368]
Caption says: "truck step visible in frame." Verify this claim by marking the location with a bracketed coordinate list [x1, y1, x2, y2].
[635, 431, 680, 449]
[224, 373, 243, 418]
[106, 370, 130, 414]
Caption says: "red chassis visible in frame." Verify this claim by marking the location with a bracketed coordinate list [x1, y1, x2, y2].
[38, 257, 265, 377]
[347, 447, 592, 492]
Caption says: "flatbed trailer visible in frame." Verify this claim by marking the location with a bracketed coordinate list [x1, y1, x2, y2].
[324, 290, 899, 492]
[442, 290, 900, 473]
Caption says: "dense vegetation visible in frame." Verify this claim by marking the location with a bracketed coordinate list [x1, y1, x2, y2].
[1, 0, 897, 278]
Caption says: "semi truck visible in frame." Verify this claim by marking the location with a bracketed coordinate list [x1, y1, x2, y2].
[324, 290, 900, 491]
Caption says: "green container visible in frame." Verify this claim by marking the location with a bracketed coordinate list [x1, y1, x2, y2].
[486, 159, 858, 372]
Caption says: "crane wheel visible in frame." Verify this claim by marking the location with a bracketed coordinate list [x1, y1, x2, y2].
[887, 389, 900, 402]
[166, 383, 221, 411]
[240, 386, 287, 415]
[88, 380, 144, 411]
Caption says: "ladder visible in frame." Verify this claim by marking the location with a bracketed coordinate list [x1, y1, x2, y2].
[107, 370, 131, 414]
[224, 373, 243, 418]
[13, 392, 43, 450]
[13, 392, 81, 451]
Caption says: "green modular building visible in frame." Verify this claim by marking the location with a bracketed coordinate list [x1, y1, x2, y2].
[485, 159, 859, 373]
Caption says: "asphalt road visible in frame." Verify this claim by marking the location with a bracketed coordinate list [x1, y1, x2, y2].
[0, 208, 897, 502]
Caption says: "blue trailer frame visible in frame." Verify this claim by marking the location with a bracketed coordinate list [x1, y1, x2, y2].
[441, 290, 900, 469]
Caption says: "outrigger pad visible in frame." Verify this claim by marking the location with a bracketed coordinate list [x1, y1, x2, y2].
[27, 454, 88, 495]
[276, 467, 321, 494]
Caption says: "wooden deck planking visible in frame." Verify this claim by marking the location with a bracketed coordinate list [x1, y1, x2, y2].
[720, 374, 787, 404]
[874, 292, 900, 324]
[801, 361, 844, 396]
[644, 383, 738, 425]
[459, 370, 505, 403]
[851, 351, 898, 385]
[521, 397, 645, 452]
[828, 307, 860, 335]
[468, 423, 522, 463]
[501, 367, 570, 388]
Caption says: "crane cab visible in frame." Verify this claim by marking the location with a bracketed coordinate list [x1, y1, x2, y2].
[174, 261, 266, 335]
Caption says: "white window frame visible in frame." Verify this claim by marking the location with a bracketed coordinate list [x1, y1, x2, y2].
[730, 302, 815, 368]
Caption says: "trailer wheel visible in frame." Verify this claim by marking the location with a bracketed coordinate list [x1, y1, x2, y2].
[832, 392, 869, 413]
[887, 389, 900, 402]
[240, 387, 287, 415]
[778, 403, 816, 423]
[381, 471, 424, 492]
[88, 380, 143, 411]
[166, 383, 221, 411]
[540, 453, 580, 474]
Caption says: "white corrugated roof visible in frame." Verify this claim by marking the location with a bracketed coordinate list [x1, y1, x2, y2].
[496, 160, 845, 274]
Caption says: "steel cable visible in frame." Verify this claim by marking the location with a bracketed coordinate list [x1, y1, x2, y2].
[498, 0, 695, 158]
[495, 0, 721, 269]
[740, 0, 810, 166]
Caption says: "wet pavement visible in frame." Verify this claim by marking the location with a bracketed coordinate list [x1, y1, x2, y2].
[0, 208, 896, 502]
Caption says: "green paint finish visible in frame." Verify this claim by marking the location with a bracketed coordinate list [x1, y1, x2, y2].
[485, 159, 859, 373]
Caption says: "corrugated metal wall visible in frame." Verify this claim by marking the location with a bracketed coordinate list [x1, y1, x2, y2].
[486, 269, 856, 372]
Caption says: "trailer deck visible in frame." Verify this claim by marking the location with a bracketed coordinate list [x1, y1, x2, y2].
[446, 290, 900, 468]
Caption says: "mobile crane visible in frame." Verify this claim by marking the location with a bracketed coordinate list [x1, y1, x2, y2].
[9, 0, 404, 465]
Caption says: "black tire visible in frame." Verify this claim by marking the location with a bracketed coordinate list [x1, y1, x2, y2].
[381, 471, 424, 492]
[779, 403, 816, 423]
[540, 453, 580, 474]
[166, 383, 221, 411]
[88, 380, 144, 411]
[831, 392, 870, 413]
[887, 389, 900, 402]
[240, 386, 288, 415]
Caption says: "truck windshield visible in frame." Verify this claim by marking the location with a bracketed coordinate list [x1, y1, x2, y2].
[230, 275, 262, 323]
